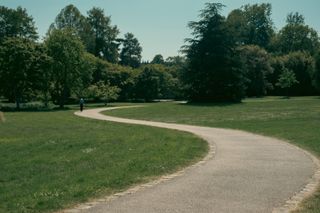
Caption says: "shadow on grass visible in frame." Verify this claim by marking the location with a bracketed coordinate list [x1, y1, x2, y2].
[0, 106, 72, 112]
[180, 101, 243, 107]
[0, 102, 124, 113]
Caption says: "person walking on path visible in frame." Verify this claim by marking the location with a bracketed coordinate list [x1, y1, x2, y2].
[79, 98, 84, 112]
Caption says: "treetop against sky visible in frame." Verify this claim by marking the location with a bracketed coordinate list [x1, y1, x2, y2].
[1, 0, 320, 61]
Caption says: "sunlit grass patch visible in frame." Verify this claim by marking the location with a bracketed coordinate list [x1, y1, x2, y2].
[0, 107, 207, 212]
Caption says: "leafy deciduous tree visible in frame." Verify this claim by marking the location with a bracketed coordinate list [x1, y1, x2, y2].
[239, 45, 273, 97]
[45, 29, 89, 108]
[0, 6, 37, 41]
[0, 38, 44, 109]
[87, 7, 120, 63]
[275, 12, 319, 55]
[85, 81, 120, 105]
[283, 51, 315, 95]
[134, 65, 176, 101]
[48, 4, 95, 53]
[227, 3, 274, 49]
[276, 68, 299, 97]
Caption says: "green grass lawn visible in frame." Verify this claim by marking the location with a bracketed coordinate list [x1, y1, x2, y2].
[0, 106, 207, 213]
[105, 97, 320, 213]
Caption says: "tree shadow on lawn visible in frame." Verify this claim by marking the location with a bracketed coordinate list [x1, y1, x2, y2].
[179, 101, 243, 108]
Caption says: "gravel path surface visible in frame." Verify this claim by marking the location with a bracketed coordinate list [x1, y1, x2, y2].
[71, 107, 319, 213]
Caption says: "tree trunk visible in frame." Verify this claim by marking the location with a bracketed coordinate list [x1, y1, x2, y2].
[16, 98, 20, 110]
[59, 91, 65, 108]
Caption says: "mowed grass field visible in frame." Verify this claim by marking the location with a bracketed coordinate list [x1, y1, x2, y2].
[105, 97, 320, 213]
[0, 106, 207, 213]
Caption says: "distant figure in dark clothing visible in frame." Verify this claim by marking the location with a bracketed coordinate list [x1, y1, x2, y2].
[80, 98, 84, 112]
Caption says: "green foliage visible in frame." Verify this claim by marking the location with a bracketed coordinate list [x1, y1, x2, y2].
[183, 3, 246, 102]
[226, 9, 248, 46]
[2, 2, 320, 105]
[30, 44, 53, 107]
[89, 57, 136, 100]
[0, 37, 48, 109]
[87, 7, 120, 63]
[85, 81, 120, 104]
[120, 33, 142, 68]
[227, 3, 274, 48]
[48, 4, 94, 53]
[45, 29, 89, 107]
[134, 64, 176, 101]
[151, 54, 165, 64]
[276, 68, 299, 97]
[165, 56, 186, 67]
[283, 52, 315, 95]
[313, 51, 320, 91]
[270, 52, 315, 96]
[0, 6, 37, 41]
[239, 45, 273, 97]
[243, 3, 274, 48]
[274, 12, 319, 55]
[286, 12, 305, 25]
[72, 52, 95, 99]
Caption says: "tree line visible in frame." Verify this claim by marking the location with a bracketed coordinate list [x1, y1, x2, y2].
[0, 5, 182, 109]
[1, 3, 320, 109]
[183, 3, 320, 102]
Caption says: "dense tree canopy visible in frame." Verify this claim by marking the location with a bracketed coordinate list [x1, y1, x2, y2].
[0, 6, 37, 41]
[49, 4, 94, 52]
[282, 51, 315, 95]
[227, 3, 274, 48]
[1, 2, 320, 109]
[274, 13, 319, 55]
[45, 29, 91, 108]
[134, 65, 176, 101]
[0, 38, 47, 108]
[239, 45, 273, 97]
[87, 7, 119, 63]
[313, 51, 320, 91]
[120, 33, 142, 68]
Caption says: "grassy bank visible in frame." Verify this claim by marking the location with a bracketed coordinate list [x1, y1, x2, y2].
[105, 97, 320, 212]
[0, 106, 207, 213]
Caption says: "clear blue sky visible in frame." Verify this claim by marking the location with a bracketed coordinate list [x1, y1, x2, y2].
[1, 0, 320, 61]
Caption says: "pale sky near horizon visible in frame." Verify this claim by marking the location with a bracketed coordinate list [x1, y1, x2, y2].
[1, 0, 320, 61]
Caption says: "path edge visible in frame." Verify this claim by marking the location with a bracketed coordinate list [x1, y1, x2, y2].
[272, 145, 320, 213]
[59, 108, 216, 213]
[61, 106, 320, 213]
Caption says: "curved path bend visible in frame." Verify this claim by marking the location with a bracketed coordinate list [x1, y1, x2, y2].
[72, 107, 320, 213]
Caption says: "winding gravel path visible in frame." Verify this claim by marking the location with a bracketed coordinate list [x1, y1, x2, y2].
[71, 107, 320, 213]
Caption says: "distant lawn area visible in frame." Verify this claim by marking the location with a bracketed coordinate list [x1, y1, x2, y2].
[0, 106, 207, 213]
[105, 97, 320, 213]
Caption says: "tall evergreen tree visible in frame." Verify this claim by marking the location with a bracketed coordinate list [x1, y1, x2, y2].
[182, 3, 246, 102]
